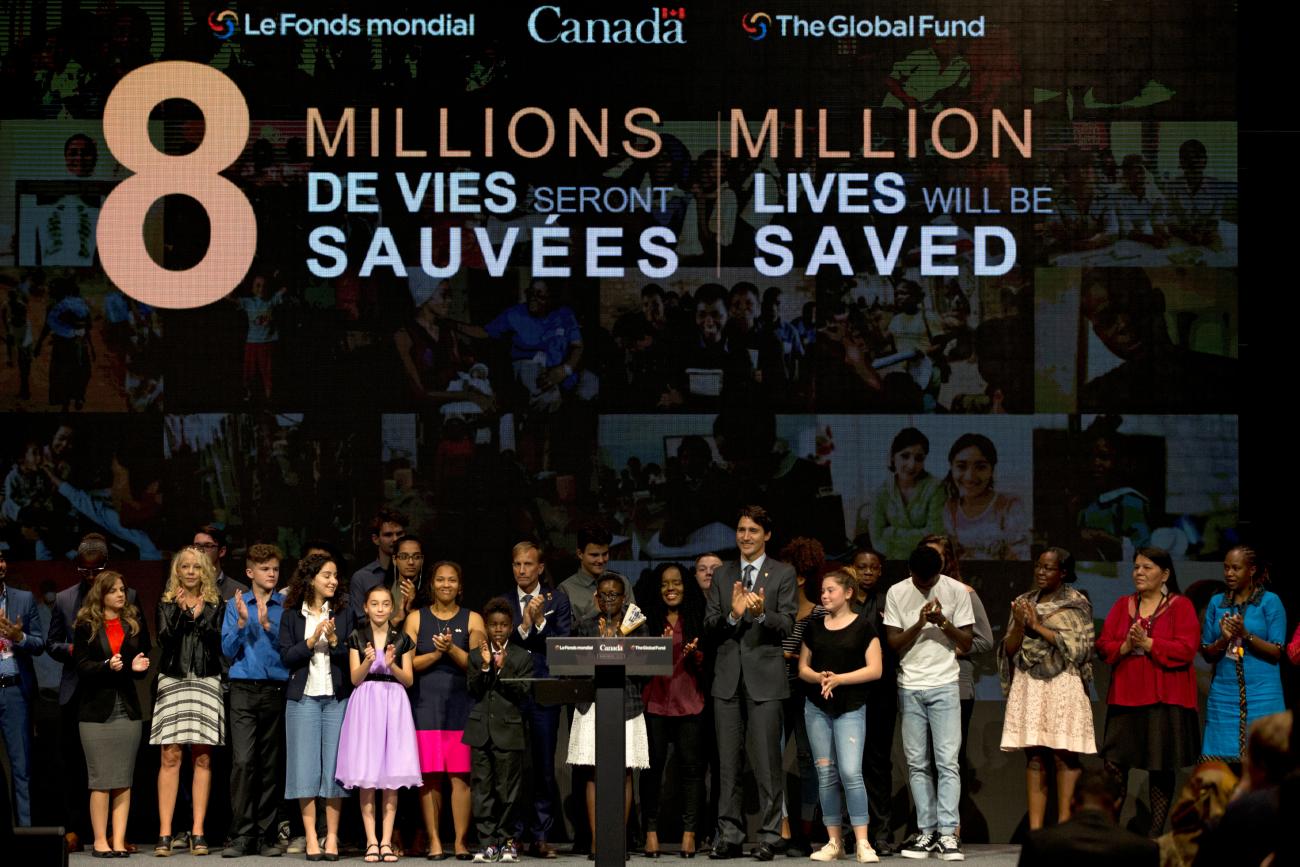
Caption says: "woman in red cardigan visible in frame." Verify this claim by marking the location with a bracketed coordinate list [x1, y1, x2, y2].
[1095, 546, 1199, 837]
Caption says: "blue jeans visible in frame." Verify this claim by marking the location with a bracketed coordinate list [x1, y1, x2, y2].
[0, 684, 32, 825]
[284, 694, 348, 799]
[898, 684, 961, 835]
[803, 702, 869, 828]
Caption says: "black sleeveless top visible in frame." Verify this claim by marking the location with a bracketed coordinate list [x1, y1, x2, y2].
[410, 606, 472, 731]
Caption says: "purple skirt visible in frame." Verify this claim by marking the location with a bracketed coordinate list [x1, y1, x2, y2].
[335, 680, 423, 790]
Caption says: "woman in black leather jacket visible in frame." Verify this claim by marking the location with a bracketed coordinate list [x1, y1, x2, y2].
[150, 547, 227, 856]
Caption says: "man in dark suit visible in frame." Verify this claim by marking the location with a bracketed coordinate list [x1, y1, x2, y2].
[703, 506, 797, 861]
[45, 533, 136, 851]
[0, 552, 44, 827]
[1017, 766, 1158, 867]
[465, 597, 535, 862]
[507, 540, 572, 859]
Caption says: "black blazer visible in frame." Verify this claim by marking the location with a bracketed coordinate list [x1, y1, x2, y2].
[279, 604, 355, 701]
[1017, 809, 1158, 867]
[72, 620, 153, 723]
[48, 581, 138, 706]
[156, 598, 226, 679]
[463, 644, 534, 751]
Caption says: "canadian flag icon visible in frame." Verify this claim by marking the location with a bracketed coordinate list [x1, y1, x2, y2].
[660, 7, 686, 19]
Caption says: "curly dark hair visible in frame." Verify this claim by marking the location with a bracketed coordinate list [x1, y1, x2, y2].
[636, 562, 706, 644]
[779, 536, 826, 581]
[483, 596, 513, 621]
[283, 552, 346, 610]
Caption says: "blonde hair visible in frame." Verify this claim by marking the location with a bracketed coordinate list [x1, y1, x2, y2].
[74, 571, 142, 637]
[511, 540, 542, 560]
[162, 547, 220, 605]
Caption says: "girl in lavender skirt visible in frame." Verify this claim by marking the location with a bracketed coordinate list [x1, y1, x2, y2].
[336, 584, 422, 863]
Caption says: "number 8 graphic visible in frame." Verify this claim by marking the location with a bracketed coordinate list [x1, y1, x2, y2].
[100, 61, 255, 309]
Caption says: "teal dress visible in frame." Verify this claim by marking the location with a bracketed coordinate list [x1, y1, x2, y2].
[1200, 589, 1286, 760]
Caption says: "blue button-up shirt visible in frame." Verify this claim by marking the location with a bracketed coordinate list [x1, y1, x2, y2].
[221, 591, 289, 681]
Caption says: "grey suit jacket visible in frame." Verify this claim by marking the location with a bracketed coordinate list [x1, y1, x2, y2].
[703, 557, 797, 702]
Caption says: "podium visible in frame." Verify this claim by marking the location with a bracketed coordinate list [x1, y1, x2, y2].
[548, 636, 672, 867]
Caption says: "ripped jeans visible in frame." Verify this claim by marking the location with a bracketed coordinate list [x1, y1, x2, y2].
[803, 702, 868, 828]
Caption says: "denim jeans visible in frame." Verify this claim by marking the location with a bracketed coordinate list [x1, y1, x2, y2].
[898, 683, 961, 835]
[0, 684, 32, 825]
[284, 694, 348, 800]
[803, 702, 869, 828]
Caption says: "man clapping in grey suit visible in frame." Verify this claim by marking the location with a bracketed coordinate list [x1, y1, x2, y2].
[704, 506, 797, 861]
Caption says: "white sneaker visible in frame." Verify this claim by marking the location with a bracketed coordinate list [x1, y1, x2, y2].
[854, 841, 879, 864]
[809, 839, 844, 861]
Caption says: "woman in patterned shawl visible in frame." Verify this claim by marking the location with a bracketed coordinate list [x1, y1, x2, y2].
[997, 546, 1096, 830]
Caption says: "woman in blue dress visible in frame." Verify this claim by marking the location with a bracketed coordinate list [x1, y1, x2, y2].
[1198, 545, 1286, 768]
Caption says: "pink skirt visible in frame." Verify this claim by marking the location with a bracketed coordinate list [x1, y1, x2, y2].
[1000, 668, 1097, 755]
[417, 730, 471, 774]
[335, 681, 423, 790]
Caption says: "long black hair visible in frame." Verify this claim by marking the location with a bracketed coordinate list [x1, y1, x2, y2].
[1135, 546, 1180, 595]
[636, 561, 706, 643]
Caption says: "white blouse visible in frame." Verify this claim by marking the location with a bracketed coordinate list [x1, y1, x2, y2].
[303, 603, 334, 697]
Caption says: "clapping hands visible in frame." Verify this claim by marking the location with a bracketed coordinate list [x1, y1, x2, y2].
[729, 582, 766, 620]
[432, 629, 453, 653]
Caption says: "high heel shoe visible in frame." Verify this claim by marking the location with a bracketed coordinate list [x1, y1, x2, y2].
[679, 833, 696, 859]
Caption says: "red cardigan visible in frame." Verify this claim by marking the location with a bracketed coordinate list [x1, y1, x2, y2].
[1095, 593, 1199, 709]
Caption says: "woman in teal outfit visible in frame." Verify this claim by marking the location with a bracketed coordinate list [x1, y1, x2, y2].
[1198, 545, 1286, 768]
[867, 427, 946, 561]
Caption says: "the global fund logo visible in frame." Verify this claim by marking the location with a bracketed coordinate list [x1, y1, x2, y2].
[528, 6, 687, 44]
[742, 12, 772, 40]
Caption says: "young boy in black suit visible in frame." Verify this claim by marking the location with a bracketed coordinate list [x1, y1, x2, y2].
[465, 598, 535, 863]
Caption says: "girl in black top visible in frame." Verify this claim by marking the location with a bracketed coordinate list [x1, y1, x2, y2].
[798, 568, 883, 863]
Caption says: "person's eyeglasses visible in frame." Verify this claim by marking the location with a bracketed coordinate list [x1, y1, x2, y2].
[394, 553, 424, 562]
[76, 565, 106, 576]
[597, 591, 624, 601]
[191, 542, 219, 551]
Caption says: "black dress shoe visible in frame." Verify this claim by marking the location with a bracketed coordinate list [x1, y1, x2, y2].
[872, 839, 896, 857]
[708, 842, 742, 860]
[750, 844, 776, 862]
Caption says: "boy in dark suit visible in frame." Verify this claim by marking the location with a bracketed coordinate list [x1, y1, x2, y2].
[466, 598, 535, 864]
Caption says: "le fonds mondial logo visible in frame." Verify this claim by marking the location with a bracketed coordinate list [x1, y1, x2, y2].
[208, 7, 476, 38]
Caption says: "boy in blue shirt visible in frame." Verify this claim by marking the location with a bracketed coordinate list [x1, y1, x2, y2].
[221, 543, 289, 857]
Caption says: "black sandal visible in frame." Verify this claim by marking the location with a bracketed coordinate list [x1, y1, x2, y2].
[365, 843, 381, 863]
[381, 842, 400, 862]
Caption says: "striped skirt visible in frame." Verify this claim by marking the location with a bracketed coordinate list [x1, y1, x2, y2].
[150, 674, 225, 746]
